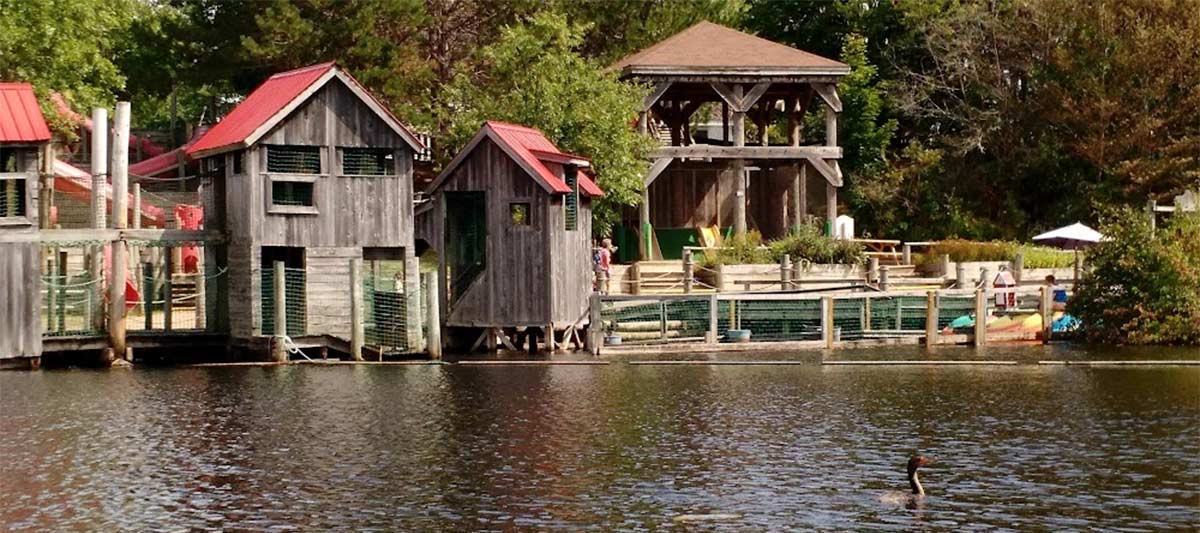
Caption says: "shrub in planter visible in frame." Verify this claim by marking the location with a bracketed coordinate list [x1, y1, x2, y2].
[768, 224, 865, 265]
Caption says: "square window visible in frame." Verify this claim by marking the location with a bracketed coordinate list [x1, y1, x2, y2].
[272, 181, 314, 207]
[0, 178, 26, 218]
[341, 148, 395, 175]
[266, 145, 321, 174]
[510, 203, 531, 226]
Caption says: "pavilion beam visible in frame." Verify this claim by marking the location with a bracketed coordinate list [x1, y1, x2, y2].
[643, 157, 673, 187]
[813, 83, 842, 113]
[650, 145, 841, 159]
[642, 81, 673, 111]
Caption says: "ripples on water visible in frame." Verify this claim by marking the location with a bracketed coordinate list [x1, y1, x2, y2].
[1, 345, 1197, 531]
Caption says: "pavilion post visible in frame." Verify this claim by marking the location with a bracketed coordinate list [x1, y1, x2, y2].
[824, 102, 838, 236]
[732, 84, 747, 238]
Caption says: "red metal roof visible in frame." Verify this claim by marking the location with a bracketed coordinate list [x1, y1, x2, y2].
[187, 62, 336, 156]
[484, 121, 603, 197]
[0, 83, 52, 143]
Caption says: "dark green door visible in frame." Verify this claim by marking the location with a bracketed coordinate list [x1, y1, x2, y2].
[445, 192, 486, 305]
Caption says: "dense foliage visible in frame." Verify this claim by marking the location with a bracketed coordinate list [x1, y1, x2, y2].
[702, 227, 865, 267]
[1070, 210, 1200, 345]
[921, 240, 1075, 269]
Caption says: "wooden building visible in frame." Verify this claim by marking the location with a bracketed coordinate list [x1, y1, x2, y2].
[610, 21, 849, 259]
[185, 63, 426, 354]
[419, 122, 603, 351]
[0, 83, 50, 366]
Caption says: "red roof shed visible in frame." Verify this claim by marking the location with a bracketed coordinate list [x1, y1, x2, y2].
[0, 83, 51, 143]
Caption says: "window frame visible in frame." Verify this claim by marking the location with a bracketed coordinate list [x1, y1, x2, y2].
[0, 174, 30, 225]
[267, 174, 319, 215]
[509, 201, 533, 228]
[264, 144, 324, 175]
[339, 147, 397, 177]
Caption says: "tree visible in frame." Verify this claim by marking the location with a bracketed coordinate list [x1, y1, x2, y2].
[557, 0, 746, 63]
[438, 12, 654, 237]
[0, 0, 139, 133]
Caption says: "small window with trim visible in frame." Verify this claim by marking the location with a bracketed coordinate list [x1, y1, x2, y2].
[564, 167, 578, 231]
[510, 203, 531, 226]
[272, 181, 315, 207]
[341, 147, 395, 176]
[266, 145, 321, 174]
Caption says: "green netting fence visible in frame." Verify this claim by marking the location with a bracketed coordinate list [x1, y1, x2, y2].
[261, 267, 307, 336]
[363, 272, 412, 353]
[41, 272, 104, 337]
[600, 296, 711, 344]
[719, 298, 823, 342]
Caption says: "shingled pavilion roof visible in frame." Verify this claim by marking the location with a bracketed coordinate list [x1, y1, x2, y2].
[611, 21, 849, 77]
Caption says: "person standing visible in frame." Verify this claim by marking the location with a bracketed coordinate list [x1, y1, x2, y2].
[595, 238, 615, 294]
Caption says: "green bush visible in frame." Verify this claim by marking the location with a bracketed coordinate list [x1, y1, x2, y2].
[1069, 209, 1200, 345]
[920, 239, 1074, 268]
[700, 226, 864, 266]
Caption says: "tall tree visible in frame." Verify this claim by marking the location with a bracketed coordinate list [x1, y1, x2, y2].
[438, 12, 654, 237]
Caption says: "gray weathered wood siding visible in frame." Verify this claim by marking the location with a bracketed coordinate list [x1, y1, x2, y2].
[0, 241, 41, 359]
[1, 146, 43, 358]
[548, 194, 593, 327]
[436, 139, 549, 327]
[211, 76, 417, 342]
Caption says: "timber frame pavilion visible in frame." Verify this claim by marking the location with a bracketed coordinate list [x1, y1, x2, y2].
[613, 22, 849, 260]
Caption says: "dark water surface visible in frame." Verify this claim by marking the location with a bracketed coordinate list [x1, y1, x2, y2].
[2, 345, 1198, 531]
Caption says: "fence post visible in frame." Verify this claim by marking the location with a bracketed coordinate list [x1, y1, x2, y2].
[780, 254, 792, 290]
[955, 263, 967, 289]
[978, 267, 990, 290]
[822, 295, 834, 348]
[707, 293, 719, 344]
[588, 293, 603, 355]
[973, 288, 987, 347]
[1012, 252, 1024, 284]
[55, 252, 67, 332]
[925, 290, 938, 347]
[163, 247, 173, 331]
[194, 263, 206, 330]
[715, 263, 725, 292]
[879, 265, 890, 292]
[272, 260, 288, 362]
[867, 257, 879, 284]
[350, 258, 364, 361]
[143, 262, 153, 330]
[683, 249, 694, 294]
[1073, 253, 1083, 290]
[940, 254, 951, 278]
[426, 271, 442, 359]
[1040, 286, 1053, 344]
[902, 244, 912, 266]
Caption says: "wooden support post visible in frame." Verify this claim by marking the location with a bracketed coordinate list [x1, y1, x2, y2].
[162, 247, 173, 331]
[545, 323, 556, 353]
[902, 245, 912, 266]
[194, 263, 206, 330]
[55, 252, 67, 332]
[1040, 286, 1053, 344]
[112, 103, 129, 230]
[1146, 199, 1157, 232]
[1073, 253, 1083, 290]
[91, 108, 107, 229]
[714, 262, 725, 292]
[867, 257, 879, 284]
[863, 295, 872, 332]
[89, 245, 103, 331]
[350, 258, 364, 361]
[682, 249, 694, 294]
[955, 263, 968, 289]
[825, 182, 837, 237]
[639, 187, 652, 260]
[707, 293, 719, 344]
[940, 254, 951, 278]
[787, 98, 803, 233]
[925, 291, 939, 347]
[272, 261, 288, 362]
[799, 164, 808, 230]
[732, 84, 747, 238]
[973, 288, 987, 347]
[659, 301, 668, 342]
[39, 143, 54, 229]
[142, 262, 153, 330]
[587, 294, 602, 355]
[780, 254, 792, 290]
[108, 241, 128, 359]
[1012, 252, 1024, 284]
[426, 272, 442, 359]
[880, 265, 890, 292]
[978, 267, 990, 290]
[821, 295, 835, 348]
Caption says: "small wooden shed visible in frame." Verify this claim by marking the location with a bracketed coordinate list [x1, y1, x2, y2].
[421, 121, 603, 350]
[0, 82, 50, 366]
[186, 63, 426, 355]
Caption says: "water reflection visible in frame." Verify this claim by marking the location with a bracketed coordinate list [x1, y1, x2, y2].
[1, 346, 1197, 530]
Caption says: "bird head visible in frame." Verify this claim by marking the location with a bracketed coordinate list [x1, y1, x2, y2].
[907, 455, 932, 475]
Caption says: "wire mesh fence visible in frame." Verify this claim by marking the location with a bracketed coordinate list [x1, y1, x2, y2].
[363, 271, 411, 353]
[599, 296, 711, 344]
[719, 298, 823, 342]
[41, 245, 105, 337]
[261, 266, 307, 337]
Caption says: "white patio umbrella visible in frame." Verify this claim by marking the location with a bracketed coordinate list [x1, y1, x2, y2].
[1032, 222, 1104, 250]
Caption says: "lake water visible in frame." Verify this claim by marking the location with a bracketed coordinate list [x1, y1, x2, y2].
[1, 345, 1197, 531]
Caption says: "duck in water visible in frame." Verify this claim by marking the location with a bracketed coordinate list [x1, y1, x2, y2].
[880, 455, 934, 507]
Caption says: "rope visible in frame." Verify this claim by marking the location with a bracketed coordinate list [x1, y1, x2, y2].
[41, 276, 101, 289]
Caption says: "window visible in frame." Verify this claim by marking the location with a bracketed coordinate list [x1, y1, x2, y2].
[232, 150, 244, 175]
[272, 181, 314, 207]
[0, 178, 25, 218]
[341, 148, 395, 175]
[564, 167, 578, 231]
[266, 145, 321, 174]
[510, 203, 531, 226]
[0, 148, 19, 172]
